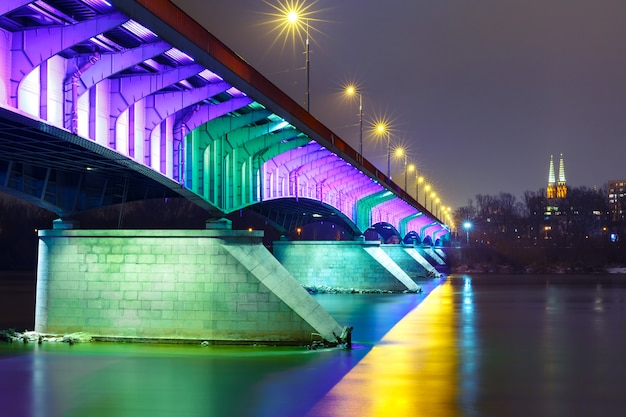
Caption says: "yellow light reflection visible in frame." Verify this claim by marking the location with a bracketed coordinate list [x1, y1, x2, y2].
[307, 281, 459, 416]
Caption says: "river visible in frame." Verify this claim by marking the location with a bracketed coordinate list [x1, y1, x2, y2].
[1, 274, 626, 416]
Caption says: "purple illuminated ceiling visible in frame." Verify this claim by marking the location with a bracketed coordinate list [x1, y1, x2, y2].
[0, 0, 448, 239]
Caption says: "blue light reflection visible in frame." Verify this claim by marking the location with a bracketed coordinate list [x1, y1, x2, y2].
[460, 275, 479, 416]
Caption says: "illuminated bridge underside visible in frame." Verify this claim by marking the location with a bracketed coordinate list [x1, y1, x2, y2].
[0, 0, 448, 240]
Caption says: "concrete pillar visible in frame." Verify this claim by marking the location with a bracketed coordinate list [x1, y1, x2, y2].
[273, 240, 426, 292]
[35, 229, 343, 345]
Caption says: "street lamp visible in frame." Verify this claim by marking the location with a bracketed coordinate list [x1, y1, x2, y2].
[375, 122, 392, 179]
[407, 164, 415, 197]
[345, 85, 363, 163]
[463, 221, 472, 245]
[417, 175, 424, 205]
[424, 184, 431, 208]
[285, 10, 310, 111]
[430, 192, 436, 212]
[395, 147, 409, 191]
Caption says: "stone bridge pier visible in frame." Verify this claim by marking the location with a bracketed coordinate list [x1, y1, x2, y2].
[273, 240, 443, 292]
[35, 225, 344, 345]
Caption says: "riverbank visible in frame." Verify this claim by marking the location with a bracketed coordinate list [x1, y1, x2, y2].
[445, 244, 626, 274]
[451, 263, 626, 275]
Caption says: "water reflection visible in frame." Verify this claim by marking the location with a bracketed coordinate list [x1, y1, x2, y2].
[306, 281, 461, 417]
[1, 289, 439, 417]
[4, 274, 626, 416]
[459, 276, 478, 416]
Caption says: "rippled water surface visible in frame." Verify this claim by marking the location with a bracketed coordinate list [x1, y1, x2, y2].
[2, 274, 626, 416]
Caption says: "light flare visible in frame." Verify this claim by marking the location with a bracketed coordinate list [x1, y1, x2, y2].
[262, 0, 327, 56]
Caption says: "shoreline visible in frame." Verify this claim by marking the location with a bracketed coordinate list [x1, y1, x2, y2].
[451, 264, 626, 275]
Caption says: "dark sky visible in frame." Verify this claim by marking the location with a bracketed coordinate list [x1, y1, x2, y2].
[172, 0, 626, 209]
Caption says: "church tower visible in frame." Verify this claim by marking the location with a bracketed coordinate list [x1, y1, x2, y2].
[546, 154, 567, 199]
[547, 155, 557, 199]
[557, 153, 567, 198]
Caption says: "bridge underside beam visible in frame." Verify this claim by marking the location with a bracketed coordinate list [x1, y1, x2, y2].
[0, 0, 448, 239]
[0, 107, 221, 217]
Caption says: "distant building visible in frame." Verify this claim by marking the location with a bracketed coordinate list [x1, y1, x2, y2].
[546, 154, 567, 214]
[543, 154, 568, 241]
[608, 180, 626, 222]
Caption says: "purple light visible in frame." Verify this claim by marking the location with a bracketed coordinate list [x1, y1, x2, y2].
[263, 142, 399, 228]
[82, 0, 113, 8]
[165, 48, 195, 64]
[122, 20, 158, 42]
[198, 69, 222, 82]
[226, 87, 246, 97]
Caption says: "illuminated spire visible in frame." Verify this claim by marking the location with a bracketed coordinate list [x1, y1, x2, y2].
[548, 155, 555, 184]
[547, 155, 556, 199]
[558, 153, 566, 183]
[557, 153, 567, 198]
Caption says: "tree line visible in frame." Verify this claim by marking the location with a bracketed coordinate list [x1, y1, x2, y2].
[450, 185, 626, 272]
[454, 186, 612, 248]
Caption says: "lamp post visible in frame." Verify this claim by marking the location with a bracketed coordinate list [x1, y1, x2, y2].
[395, 147, 409, 191]
[286, 10, 310, 111]
[407, 164, 415, 196]
[345, 85, 363, 163]
[463, 221, 472, 245]
[416, 175, 424, 205]
[424, 184, 431, 208]
[375, 123, 392, 179]
[430, 192, 436, 212]
[304, 19, 310, 111]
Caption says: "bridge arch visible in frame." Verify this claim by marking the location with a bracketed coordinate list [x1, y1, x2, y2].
[403, 231, 422, 245]
[246, 197, 361, 238]
[0, 0, 450, 241]
[365, 222, 402, 244]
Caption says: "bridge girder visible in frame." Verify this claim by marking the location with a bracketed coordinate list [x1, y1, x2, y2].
[0, 0, 448, 239]
[77, 41, 173, 99]
[10, 11, 129, 107]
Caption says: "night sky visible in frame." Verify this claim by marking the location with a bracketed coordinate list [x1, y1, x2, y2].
[173, 0, 626, 209]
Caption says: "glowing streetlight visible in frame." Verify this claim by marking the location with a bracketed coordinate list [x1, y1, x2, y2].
[395, 147, 410, 191]
[463, 221, 472, 245]
[265, 1, 320, 112]
[345, 84, 363, 163]
[417, 175, 424, 205]
[407, 163, 416, 197]
[285, 9, 310, 111]
[375, 122, 392, 179]
[287, 10, 298, 23]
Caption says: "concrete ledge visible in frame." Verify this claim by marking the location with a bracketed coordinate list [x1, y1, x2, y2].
[39, 229, 264, 239]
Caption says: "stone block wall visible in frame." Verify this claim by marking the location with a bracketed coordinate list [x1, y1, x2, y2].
[35, 229, 342, 344]
[380, 245, 431, 277]
[273, 240, 421, 291]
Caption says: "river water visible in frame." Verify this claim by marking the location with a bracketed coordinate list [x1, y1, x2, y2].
[1, 274, 626, 416]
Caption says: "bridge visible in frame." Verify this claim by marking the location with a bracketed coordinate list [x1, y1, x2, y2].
[0, 0, 450, 345]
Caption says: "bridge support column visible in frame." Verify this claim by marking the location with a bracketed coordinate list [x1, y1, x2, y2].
[52, 218, 79, 230]
[273, 240, 432, 292]
[35, 229, 343, 344]
[380, 245, 441, 278]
